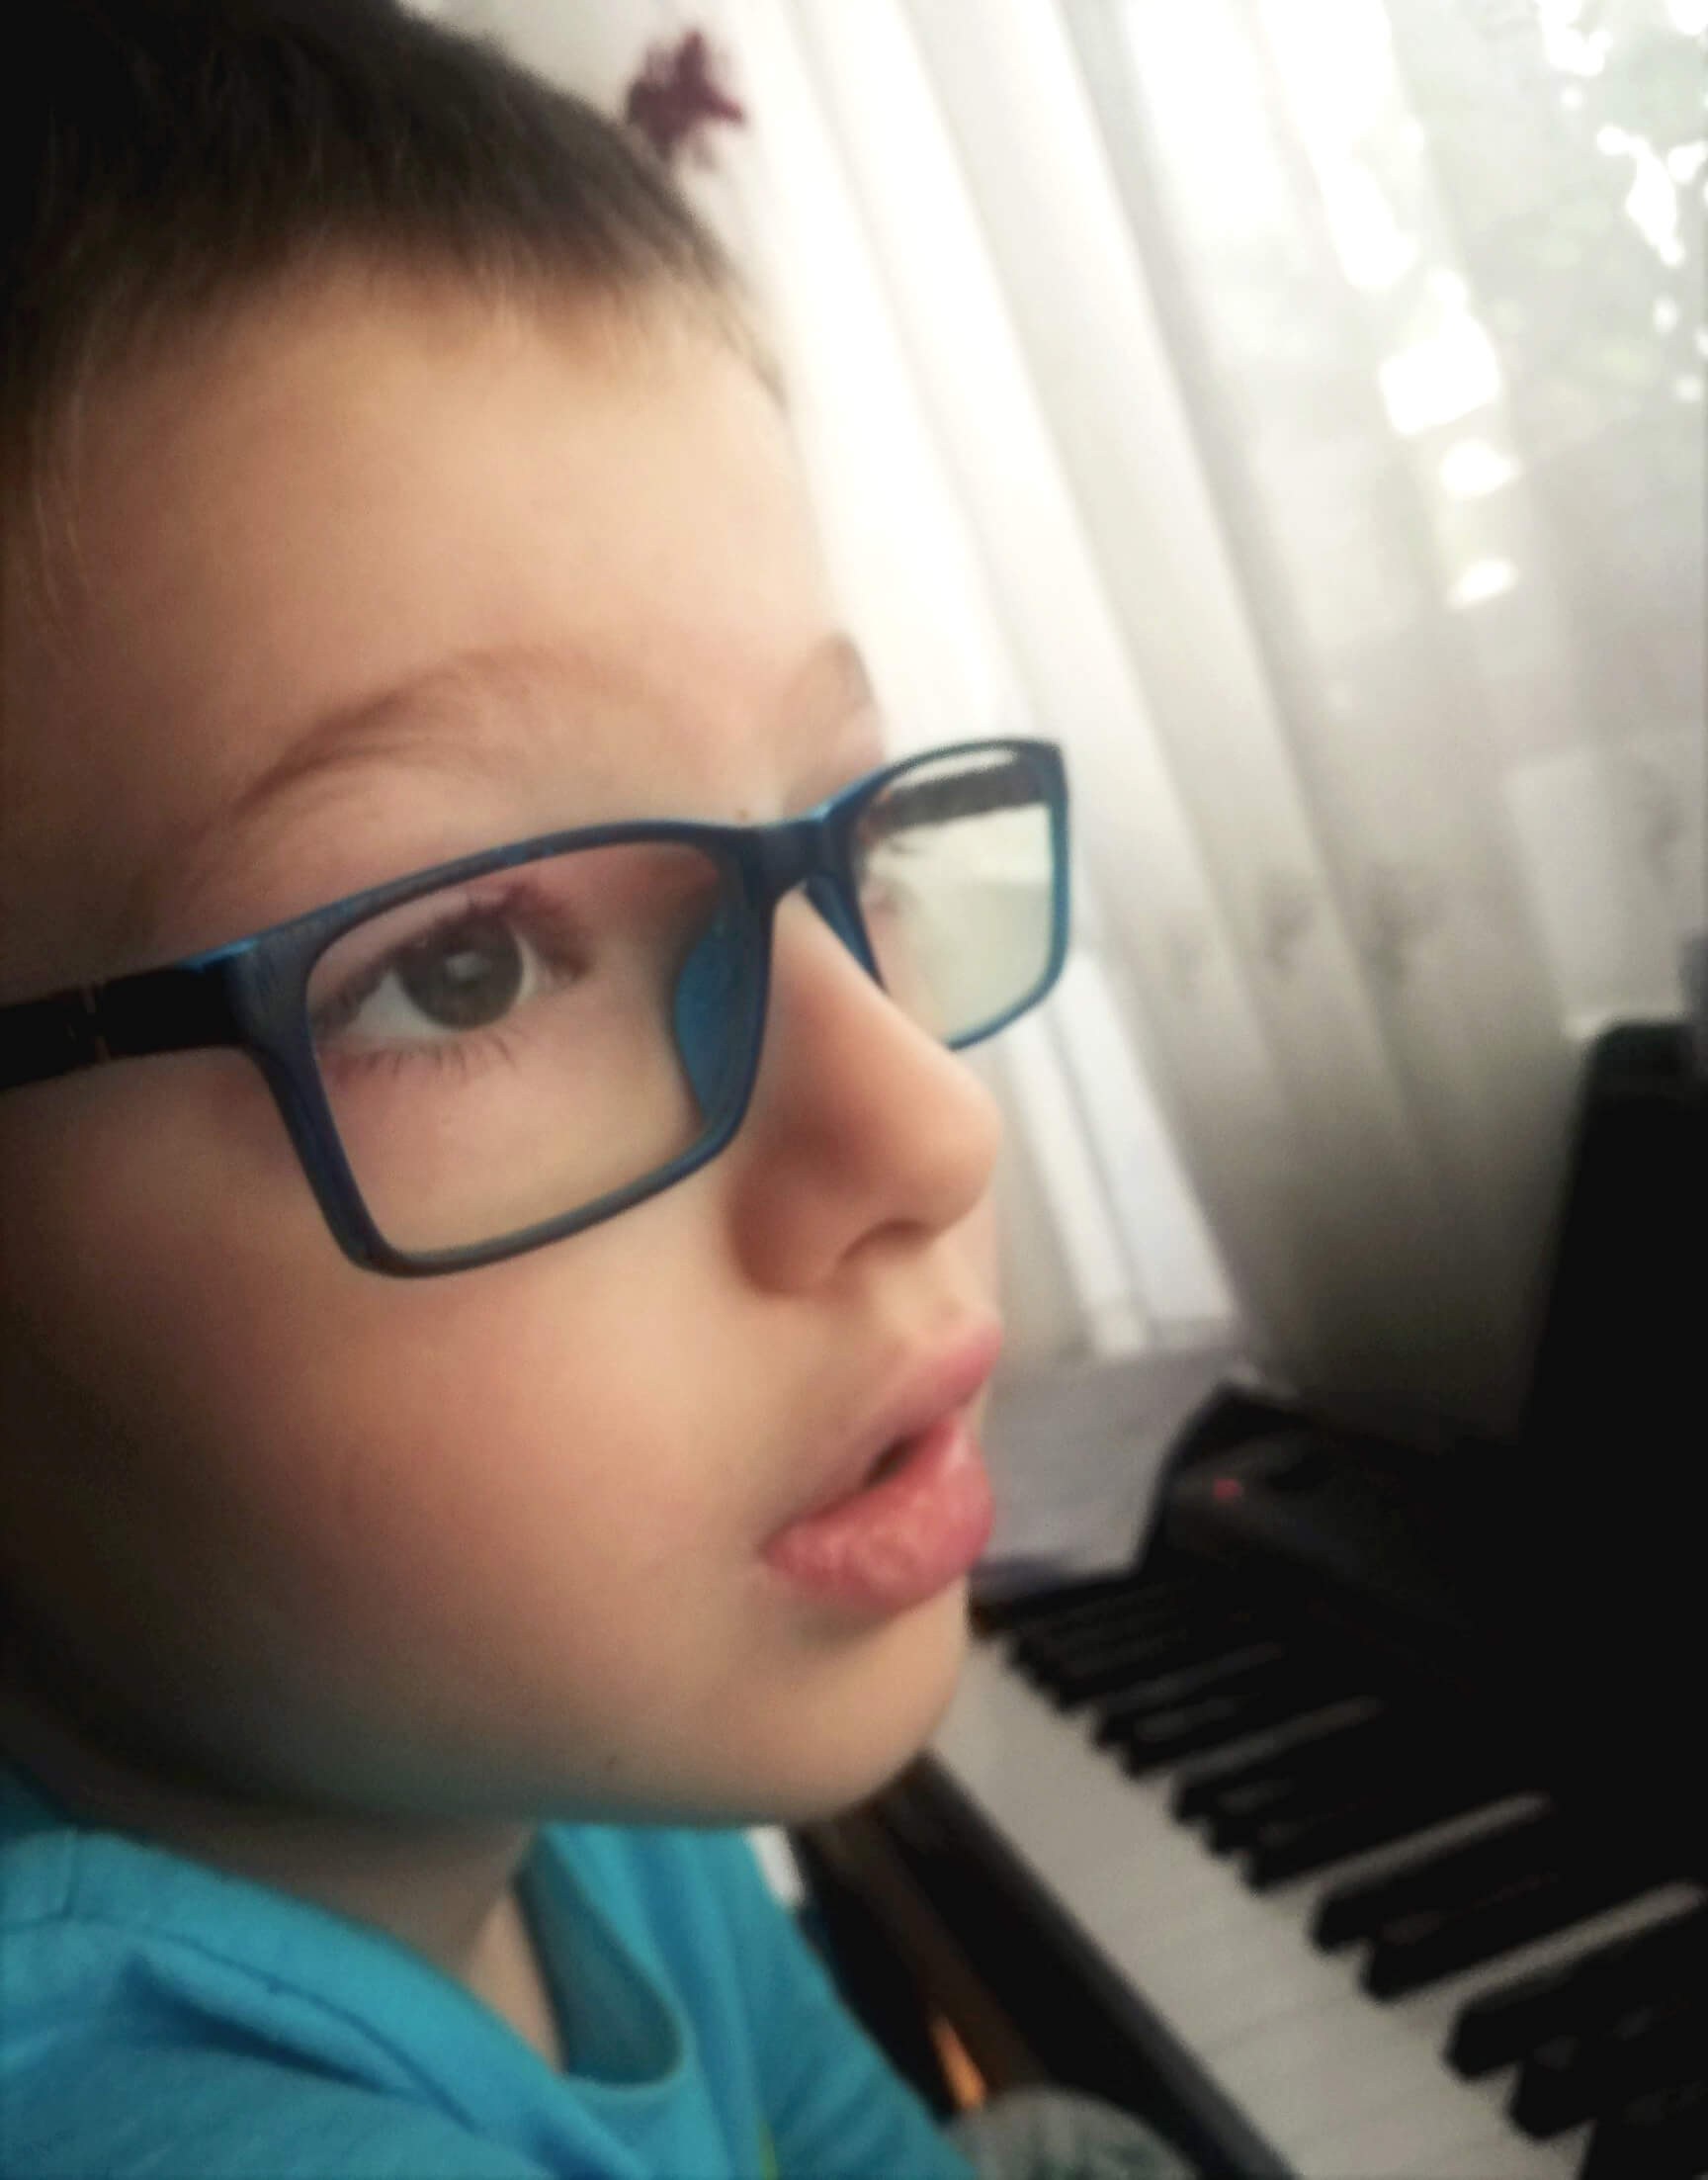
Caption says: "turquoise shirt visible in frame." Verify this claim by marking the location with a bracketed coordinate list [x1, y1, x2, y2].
[0, 1766, 975, 2179]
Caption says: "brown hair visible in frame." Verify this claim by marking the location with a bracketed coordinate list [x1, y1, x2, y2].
[1, 0, 756, 578]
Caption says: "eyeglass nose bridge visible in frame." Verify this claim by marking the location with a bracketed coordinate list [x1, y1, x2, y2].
[749, 815, 878, 978]
[672, 813, 884, 1123]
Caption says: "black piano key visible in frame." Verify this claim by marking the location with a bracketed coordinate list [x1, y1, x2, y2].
[1580, 2075, 1708, 2180]
[1212, 1734, 1514, 1854]
[1171, 1702, 1400, 1821]
[1202, 1775, 1316, 1853]
[1192, 1708, 1481, 1814]
[1206, 1745, 1426, 1855]
[1095, 1650, 1347, 1738]
[1362, 1855, 1667, 1998]
[1013, 1594, 1256, 1675]
[1510, 2031, 1592, 2138]
[1314, 1807, 1563, 1951]
[1083, 1643, 1290, 1736]
[1447, 1902, 1708, 2078]
[1114, 1673, 1372, 1775]
[1015, 1578, 1237, 1639]
[1241, 1761, 1519, 1887]
[1009, 1604, 1193, 1670]
[1029, 1622, 1267, 1709]
[1019, 1632, 1196, 1706]
[972, 1571, 1173, 1635]
[1510, 1998, 1708, 2138]
[1002, 1579, 1211, 1653]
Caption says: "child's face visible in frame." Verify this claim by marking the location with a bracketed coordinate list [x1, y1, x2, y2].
[0, 271, 1003, 1825]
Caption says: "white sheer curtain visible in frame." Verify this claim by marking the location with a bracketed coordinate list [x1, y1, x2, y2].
[430, 0, 1705, 1436]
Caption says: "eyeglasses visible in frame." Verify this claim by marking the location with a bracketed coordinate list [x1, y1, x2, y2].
[0, 740, 1069, 1273]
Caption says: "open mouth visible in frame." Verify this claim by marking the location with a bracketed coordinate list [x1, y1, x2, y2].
[762, 1412, 995, 1610]
[864, 1438, 911, 1488]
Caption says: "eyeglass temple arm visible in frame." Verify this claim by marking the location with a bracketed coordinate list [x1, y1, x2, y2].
[0, 961, 238, 1093]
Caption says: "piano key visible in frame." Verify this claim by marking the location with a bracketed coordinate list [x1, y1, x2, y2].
[1091, 1647, 1319, 1736]
[972, 1570, 1171, 1634]
[1185, 1703, 1434, 1807]
[1447, 1897, 1708, 2076]
[1171, 1699, 1398, 1820]
[1205, 1784, 1310, 1854]
[1241, 1761, 1523, 1886]
[1013, 1592, 1226, 1660]
[1209, 2000, 1520, 2177]
[1009, 1584, 1234, 1659]
[1391, 1883, 1708, 2058]
[1510, 1997, 1708, 2137]
[1314, 1808, 1569, 1949]
[1378, 1893, 1708, 2166]
[1001, 1578, 1229, 1656]
[1293, 1789, 1557, 1904]
[1023, 1621, 1267, 1706]
[1363, 1853, 1674, 1997]
[1112, 1673, 1379, 1773]
[1010, 1612, 1200, 1680]
[934, 1643, 1602, 2178]
[1028, 1633, 1264, 1710]
[1423, 2124, 1594, 2179]
[1279, 2064, 1586, 2180]
[1085, 1641, 1293, 1725]
[942, 1575, 1708, 2179]
[1580, 2074, 1708, 2180]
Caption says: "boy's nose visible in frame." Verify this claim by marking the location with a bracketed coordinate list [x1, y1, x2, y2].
[722, 890, 1002, 1295]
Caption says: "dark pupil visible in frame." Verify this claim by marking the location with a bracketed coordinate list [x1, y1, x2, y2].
[396, 914, 524, 1030]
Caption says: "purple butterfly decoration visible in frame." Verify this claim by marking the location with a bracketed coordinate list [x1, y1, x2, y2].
[624, 29, 746, 166]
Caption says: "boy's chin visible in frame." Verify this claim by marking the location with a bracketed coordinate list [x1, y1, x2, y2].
[717, 1579, 975, 1830]
[208, 1581, 976, 1834]
[556, 1582, 974, 1835]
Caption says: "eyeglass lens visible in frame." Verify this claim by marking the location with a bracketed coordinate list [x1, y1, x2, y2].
[304, 743, 1058, 1256]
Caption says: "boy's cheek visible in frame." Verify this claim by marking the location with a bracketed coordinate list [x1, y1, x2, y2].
[0, 1205, 731, 1806]
[0, 1042, 1001, 1814]
[0, 1069, 763, 1639]
[0, 1059, 695, 1549]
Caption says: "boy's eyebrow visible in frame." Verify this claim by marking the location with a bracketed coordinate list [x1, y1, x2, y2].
[219, 642, 613, 821]
[120, 634, 879, 953]
[222, 632, 878, 825]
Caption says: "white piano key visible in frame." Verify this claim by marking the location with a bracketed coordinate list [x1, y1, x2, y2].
[1292, 2077, 1580, 2180]
[1211, 1987, 1488, 2140]
[1424, 2123, 1592, 2179]
[937, 1653, 1358, 2056]
[1223, 1889, 1705, 2173]
[932, 1642, 1656, 2180]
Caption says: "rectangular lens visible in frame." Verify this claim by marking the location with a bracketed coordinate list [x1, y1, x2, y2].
[854, 745, 1060, 1044]
[306, 841, 742, 1255]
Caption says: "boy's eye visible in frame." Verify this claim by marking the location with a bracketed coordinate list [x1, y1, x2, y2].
[391, 911, 526, 1032]
[313, 898, 577, 1049]
[299, 840, 737, 1257]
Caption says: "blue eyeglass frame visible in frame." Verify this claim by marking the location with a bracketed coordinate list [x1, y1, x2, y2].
[0, 738, 1069, 1275]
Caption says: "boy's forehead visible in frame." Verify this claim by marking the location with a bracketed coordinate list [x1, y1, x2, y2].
[1, 273, 866, 990]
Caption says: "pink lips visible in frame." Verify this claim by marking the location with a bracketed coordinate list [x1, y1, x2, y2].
[762, 1324, 1001, 1613]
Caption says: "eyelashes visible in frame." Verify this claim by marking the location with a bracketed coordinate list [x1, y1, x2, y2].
[310, 877, 590, 1055]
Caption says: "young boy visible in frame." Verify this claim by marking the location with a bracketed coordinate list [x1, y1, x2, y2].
[0, 6, 1179, 2175]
